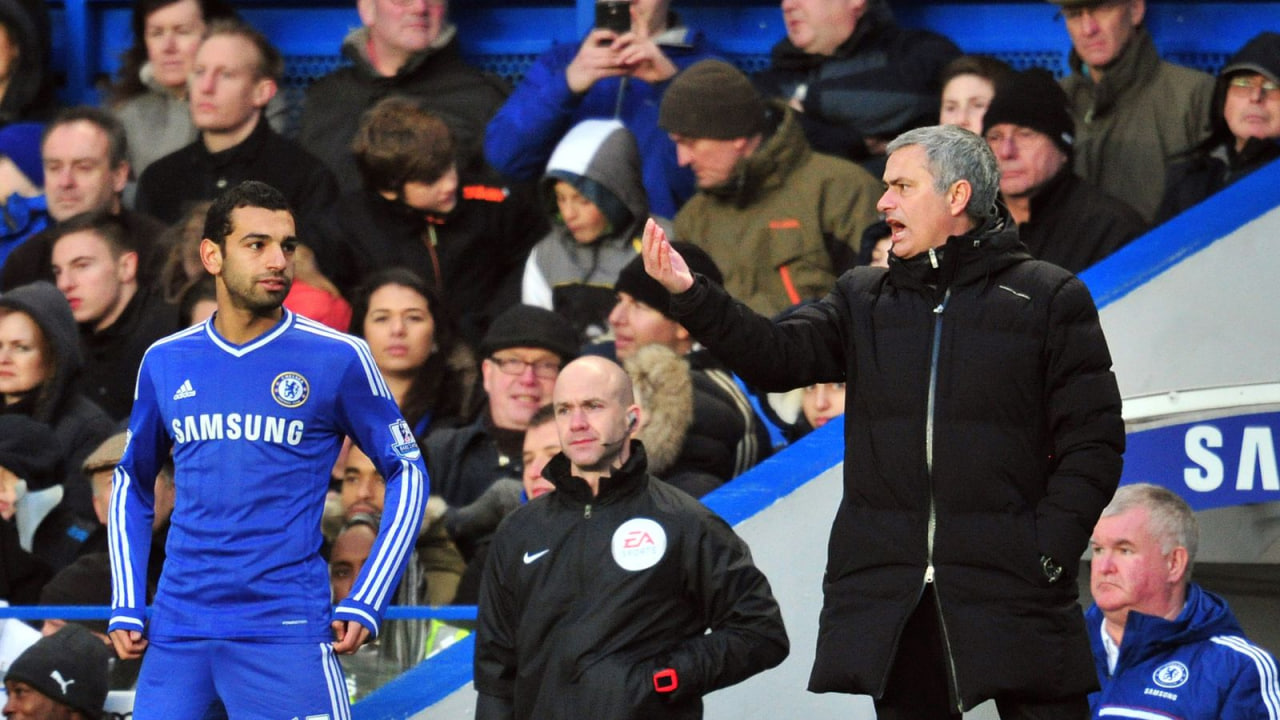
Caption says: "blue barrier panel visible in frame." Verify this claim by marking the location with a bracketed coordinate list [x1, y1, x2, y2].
[1080, 158, 1280, 310]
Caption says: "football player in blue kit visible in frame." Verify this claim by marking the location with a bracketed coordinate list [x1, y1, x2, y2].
[107, 181, 427, 719]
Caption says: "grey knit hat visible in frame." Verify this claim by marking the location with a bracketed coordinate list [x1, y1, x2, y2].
[659, 60, 768, 139]
[5, 624, 111, 719]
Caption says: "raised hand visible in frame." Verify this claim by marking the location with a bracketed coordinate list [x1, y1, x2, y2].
[612, 33, 678, 85]
[566, 29, 629, 93]
[641, 218, 693, 294]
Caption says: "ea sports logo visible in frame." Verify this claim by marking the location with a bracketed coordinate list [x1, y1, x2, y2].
[611, 518, 667, 571]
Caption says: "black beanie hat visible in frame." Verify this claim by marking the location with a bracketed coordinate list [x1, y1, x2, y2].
[479, 305, 580, 363]
[614, 242, 723, 319]
[0, 415, 63, 490]
[659, 60, 768, 139]
[6, 624, 111, 719]
[982, 68, 1075, 157]
[40, 554, 114, 635]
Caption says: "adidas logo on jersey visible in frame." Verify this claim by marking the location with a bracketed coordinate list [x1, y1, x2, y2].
[173, 379, 197, 400]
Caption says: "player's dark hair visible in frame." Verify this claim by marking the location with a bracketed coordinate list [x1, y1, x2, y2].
[203, 180, 292, 247]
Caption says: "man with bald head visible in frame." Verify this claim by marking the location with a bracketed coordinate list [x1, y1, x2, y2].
[474, 356, 789, 720]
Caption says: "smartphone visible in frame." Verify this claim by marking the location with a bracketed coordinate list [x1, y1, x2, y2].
[595, 0, 630, 34]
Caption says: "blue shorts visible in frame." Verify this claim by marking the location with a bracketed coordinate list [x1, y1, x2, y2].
[132, 638, 351, 720]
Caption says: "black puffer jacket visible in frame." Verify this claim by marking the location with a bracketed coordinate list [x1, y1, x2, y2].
[671, 208, 1124, 710]
[474, 444, 788, 720]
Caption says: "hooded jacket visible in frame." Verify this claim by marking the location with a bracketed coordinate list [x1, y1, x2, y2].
[0, 282, 114, 521]
[1061, 27, 1215, 223]
[753, 0, 959, 167]
[673, 101, 881, 318]
[1086, 583, 1280, 719]
[1157, 32, 1280, 223]
[299, 25, 509, 193]
[0, 0, 55, 124]
[474, 443, 789, 720]
[484, 17, 716, 218]
[670, 206, 1125, 710]
[522, 120, 662, 344]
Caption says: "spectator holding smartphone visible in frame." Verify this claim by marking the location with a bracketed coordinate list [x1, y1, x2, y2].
[485, 0, 718, 218]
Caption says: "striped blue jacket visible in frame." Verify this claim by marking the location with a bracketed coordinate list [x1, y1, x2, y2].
[1087, 583, 1279, 719]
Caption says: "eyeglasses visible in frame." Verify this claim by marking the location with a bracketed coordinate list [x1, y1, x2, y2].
[1227, 75, 1280, 98]
[488, 356, 561, 380]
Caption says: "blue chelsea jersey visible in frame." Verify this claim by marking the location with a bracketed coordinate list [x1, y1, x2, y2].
[108, 311, 427, 642]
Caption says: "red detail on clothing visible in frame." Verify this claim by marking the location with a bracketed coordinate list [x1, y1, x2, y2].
[653, 668, 678, 693]
[768, 218, 801, 230]
[778, 266, 801, 306]
[462, 185, 507, 203]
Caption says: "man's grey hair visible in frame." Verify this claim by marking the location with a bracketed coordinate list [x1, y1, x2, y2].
[885, 125, 1000, 222]
[1099, 483, 1199, 579]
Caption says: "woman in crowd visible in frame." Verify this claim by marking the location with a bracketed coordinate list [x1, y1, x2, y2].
[348, 268, 481, 439]
[1158, 32, 1280, 222]
[0, 282, 114, 525]
[106, 0, 285, 181]
[938, 54, 1012, 136]
[0, 0, 55, 124]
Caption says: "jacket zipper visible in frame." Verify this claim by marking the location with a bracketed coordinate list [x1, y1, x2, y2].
[924, 285, 963, 713]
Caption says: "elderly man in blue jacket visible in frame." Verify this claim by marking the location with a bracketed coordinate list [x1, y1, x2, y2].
[1087, 483, 1280, 718]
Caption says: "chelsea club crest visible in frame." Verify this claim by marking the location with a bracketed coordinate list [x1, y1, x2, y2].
[272, 372, 310, 408]
[1152, 661, 1189, 689]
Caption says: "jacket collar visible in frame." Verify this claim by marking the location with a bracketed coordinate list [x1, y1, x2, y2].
[544, 441, 650, 505]
[341, 24, 459, 79]
[703, 100, 810, 207]
[1069, 27, 1162, 117]
[888, 201, 1028, 293]
[769, 1, 894, 69]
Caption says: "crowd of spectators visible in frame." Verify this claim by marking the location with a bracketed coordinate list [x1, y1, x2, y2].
[0, 0, 1276, 710]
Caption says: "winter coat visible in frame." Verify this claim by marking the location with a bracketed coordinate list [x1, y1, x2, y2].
[1087, 583, 1280, 719]
[1018, 168, 1147, 274]
[669, 208, 1125, 709]
[135, 118, 338, 228]
[673, 101, 881, 317]
[77, 284, 180, 422]
[753, 0, 959, 168]
[474, 444, 789, 720]
[0, 282, 114, 522]
[298, 25, 509, 193]
[309, 167, 545, 348]
[1061, 28, 1215, 223]
[623, 343, 768, 497]
[484, 19, 716, 218]
[522, 120, 658, 344]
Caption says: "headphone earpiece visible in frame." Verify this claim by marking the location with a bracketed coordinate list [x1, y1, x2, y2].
[627, 412, 638, 431]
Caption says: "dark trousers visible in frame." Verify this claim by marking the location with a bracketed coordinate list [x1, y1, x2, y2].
[873, 586, 1089, 720]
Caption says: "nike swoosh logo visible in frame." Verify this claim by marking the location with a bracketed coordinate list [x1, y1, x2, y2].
[523, 549, 550, 564]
